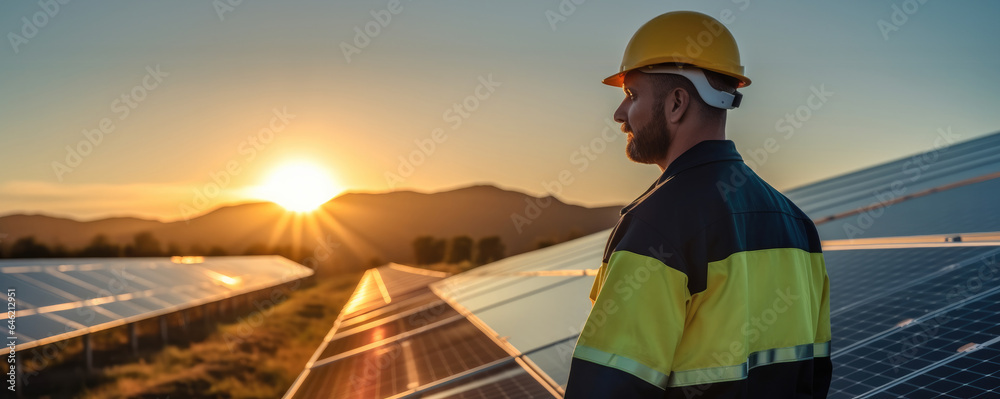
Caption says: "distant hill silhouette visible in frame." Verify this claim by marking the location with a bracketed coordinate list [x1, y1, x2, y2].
[0, 185, 621, 272]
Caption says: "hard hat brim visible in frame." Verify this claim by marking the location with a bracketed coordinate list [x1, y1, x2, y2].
[602, 72, 627, 87]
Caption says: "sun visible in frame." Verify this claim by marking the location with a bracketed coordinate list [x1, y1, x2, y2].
[252, 161, 341, 212]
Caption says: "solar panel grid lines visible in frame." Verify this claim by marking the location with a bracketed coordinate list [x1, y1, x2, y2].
[832, 250, 1000, 352]
[341, 271, 389, 316]
[342, 264, 449, 320]
[869, 339, 1000, 398]
[390, 358, 526, 399]
[832, 270, 1000, 354]
[413, 362, 552, 399]
[827, 291, 1000, 398]
[299, 271, 446, 372]
[290, 318, 513, 399]
[311, 314, 466, 368]
[336, 296, 447, 335]
[332, 302, 458, 342]
[512, 356, 565, 398]
[1, 256, 313, 350]
[824, 246, 1000, 316]
[344, 287, 440, 320]
[429, 284, 524, 359]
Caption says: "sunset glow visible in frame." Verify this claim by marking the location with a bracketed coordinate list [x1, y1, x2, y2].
[252, 161, 341, 212]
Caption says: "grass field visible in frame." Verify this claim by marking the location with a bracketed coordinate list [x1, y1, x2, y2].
[71, 271, 363, 399]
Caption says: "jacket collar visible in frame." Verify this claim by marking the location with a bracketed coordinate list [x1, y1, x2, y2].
[621, 140, 743, 215]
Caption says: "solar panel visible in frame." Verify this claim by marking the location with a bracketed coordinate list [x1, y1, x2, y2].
[831, 248, 1000, 350]
[340, 265, 448, 319]
[471, 276, 591, 353]
[291, 318, 512, 399]
[417, 361, 557, 399]
[0, 256, 313, 349]
[874, 341, 1000, 398]
[829, 290, 1000, 397]
[316, 304, 461, 361]
[824, 246, 999, 312]
[816, 176, 1000, 240]
[336, 292, 444, 335]
[523, 337, 578, 389]
[784, 131, 1000, 221]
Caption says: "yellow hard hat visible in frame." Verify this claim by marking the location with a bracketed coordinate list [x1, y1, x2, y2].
[603, 11, 751, 88]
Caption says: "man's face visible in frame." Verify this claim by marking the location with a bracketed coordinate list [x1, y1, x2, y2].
[614, 72, 671, 165]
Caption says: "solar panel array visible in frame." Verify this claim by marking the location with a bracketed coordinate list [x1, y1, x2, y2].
[284, 263, 562, 398]
[1, 255, 313, 349]
[785, 131, 1000, 398]
[288, 131, 1000, 398]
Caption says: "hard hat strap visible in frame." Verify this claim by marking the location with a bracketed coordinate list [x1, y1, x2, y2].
[640, 65, 742, 110]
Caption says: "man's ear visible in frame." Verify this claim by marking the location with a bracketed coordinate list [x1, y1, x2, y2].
[665, 87, 690, 124]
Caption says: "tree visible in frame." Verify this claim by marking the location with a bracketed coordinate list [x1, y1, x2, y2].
[447, 236, 474, 264]
[166, 242, 183, 256]
[189, 244, 207, 256]
[243, 242, 270, 255]
[79, 234, 121, 257]
[8, 236, 53, 258]
[475, 236, 506, 265]
[208, 246, 228, 256]
[124, 231, 162, 257]
[412, 236, 446, 265]
[535, 238, 558, 249]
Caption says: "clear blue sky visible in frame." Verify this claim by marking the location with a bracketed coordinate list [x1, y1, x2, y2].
[2, 0, 999, 220]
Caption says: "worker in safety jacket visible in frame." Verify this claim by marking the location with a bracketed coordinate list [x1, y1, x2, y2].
[565, 11, 832, 398]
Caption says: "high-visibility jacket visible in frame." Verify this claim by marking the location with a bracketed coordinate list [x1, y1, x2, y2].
[566, 140, 831, 398]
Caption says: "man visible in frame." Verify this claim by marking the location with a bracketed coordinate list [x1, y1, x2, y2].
[564, 11, 832, 398]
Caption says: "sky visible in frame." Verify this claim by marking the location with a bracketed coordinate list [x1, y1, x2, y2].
[1, 0, 999, 221]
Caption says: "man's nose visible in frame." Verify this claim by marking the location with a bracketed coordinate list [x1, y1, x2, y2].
[613, 101, 627, 124]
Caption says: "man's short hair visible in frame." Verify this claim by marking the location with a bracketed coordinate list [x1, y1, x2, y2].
[647, 66, 739, 120]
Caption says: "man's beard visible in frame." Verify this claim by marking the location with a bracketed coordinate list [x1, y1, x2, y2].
[624, 100, 670, 164]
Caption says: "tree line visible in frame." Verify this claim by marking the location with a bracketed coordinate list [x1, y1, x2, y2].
[0, 231, 297, 259]
[411, 235, 506, 265]
[0, 232, 514, 267]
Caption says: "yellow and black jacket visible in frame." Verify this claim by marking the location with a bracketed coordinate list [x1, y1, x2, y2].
[566, 140, 831, 398]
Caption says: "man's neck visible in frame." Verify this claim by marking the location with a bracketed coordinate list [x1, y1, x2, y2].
[655, 122, 727, 172]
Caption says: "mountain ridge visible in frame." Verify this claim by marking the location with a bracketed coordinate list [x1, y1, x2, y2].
[0, 184, 622, 271]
